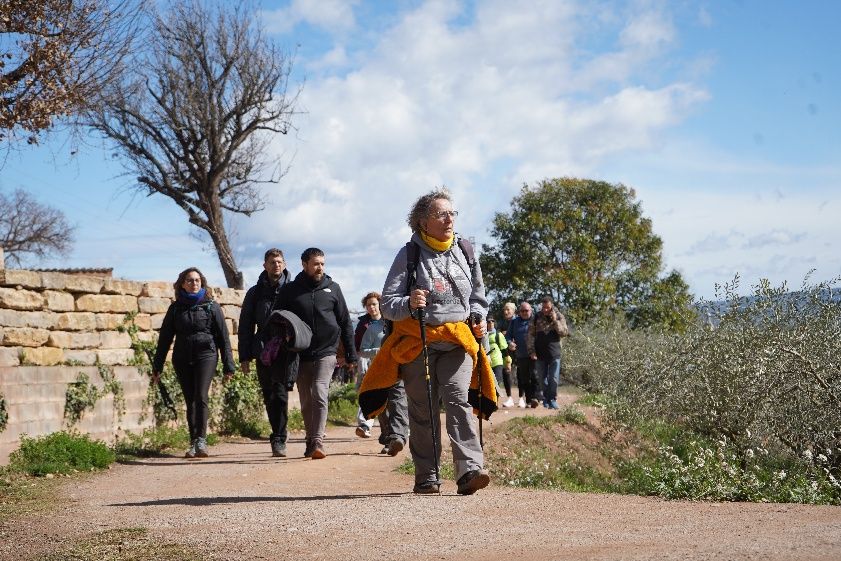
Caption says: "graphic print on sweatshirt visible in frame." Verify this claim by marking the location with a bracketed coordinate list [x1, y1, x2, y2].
[422, 254, 467, 308]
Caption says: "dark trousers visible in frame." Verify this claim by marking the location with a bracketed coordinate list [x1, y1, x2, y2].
[256, 361, 290, 443]
[174, 356, 217, 440]
[501, 366, 512, 396]
[515, 356, 541, 402]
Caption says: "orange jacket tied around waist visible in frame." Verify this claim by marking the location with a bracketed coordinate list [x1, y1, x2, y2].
[358, 317, 498, 420]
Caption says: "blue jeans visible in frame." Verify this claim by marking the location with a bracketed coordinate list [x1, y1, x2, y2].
[535, 357, 561, 402]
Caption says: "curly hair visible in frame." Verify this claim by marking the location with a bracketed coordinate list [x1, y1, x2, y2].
[361, 291, 381, 307]
[407, 187, 452, 233]
[173, 267, 210, 299]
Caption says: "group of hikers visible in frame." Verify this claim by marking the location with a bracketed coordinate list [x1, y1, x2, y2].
[151, 188, 569, 495]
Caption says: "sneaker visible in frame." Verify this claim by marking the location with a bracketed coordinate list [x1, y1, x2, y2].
[517, 397, 526, 408]
[542, 400, 550, 408]
[355, 426, 371, 438]
[413, 481, 441, 494]
[548, 399, 560, 410]
[195, 437, 209, 458]
[387, 439, 404, 457]
[271, 437, 287, 457]
[529, 398, 540, 409]
[502, 397, 514, 408]
[379, 445, 389, 454]
[456, 469, 490, 495]
[184, 439, 197, 459]
[311, 443, 327, 460]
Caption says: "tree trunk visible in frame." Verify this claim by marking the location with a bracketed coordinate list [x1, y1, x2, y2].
[204, 204, 243, 289]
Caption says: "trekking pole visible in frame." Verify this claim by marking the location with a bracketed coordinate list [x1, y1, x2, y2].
[418, 308, 441, 488]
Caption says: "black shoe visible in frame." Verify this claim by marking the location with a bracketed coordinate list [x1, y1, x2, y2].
[304, 439, 315, 458]
[413, 481, 441, 494]
[456, 469, 490, 495]
[379, 445, 389, 454]
[387, 439, 404, 457]
[271, 438, 287, 457]
[529, 398, 540, 408]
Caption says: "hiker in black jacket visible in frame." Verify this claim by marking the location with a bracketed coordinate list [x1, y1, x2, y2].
[278, 247, 357, 459]
[152, 267, 235, 459]
[238, 248, 292, 457]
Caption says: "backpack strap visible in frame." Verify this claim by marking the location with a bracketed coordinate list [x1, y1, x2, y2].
[456, 236, 476, 273]
[405, 241, 420, 296]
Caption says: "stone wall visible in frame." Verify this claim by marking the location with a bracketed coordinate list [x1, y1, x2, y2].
[0, 263, 246, 464]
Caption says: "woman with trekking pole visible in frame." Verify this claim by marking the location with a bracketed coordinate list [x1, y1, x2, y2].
[358, 188, 497, 495]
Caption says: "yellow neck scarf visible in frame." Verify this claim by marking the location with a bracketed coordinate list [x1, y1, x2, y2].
[420, 230, 453, 252]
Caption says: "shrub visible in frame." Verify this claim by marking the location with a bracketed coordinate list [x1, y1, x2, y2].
[327, 382, 358, 426]
[215, 370, 267, 437]
[9, 432, 115, 476]
[113, 425, 192, 458]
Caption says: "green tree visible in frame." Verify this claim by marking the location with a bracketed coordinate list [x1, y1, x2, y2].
[481, 177, 693, 330]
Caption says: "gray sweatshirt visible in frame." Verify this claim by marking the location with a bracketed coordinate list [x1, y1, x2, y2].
[381, 232, 489, 329]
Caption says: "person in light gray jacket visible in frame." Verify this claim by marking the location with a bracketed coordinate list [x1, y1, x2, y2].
[378, 187, 493, 496]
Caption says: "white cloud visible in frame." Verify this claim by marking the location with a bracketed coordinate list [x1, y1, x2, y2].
[262, 0, 359, 35]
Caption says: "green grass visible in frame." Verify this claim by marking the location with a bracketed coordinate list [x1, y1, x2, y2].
[40, 527, 203, 561]
[9, 432, 115, 477]
[327, 383, 359, 426]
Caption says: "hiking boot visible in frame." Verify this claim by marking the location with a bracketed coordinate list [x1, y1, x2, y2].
[529, 398, 540, 408]
[311, 442, 327, 460]
[271, 437, 287, 457]
[355, 426, 371, 438]
[184, 439, 197, 459]
[413, 481, 441, 494]
[456, 469, 490, 495]
[502, 396, 514, 408]
[387, 439, 404, 457]
[195, 437, 209, 458]
[517, 397, 526, 408]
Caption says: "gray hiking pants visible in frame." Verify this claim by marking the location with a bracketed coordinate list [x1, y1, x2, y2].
[401, 346, 483, 485]
[297, 355, 336, 444]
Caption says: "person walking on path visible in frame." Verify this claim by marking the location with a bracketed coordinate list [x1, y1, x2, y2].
[278, 248, 357, 459]
[527, 295, 570, 409]
[354, 292, 409, 456]
[486, 317, 509, 406]
[506, 301, 541, 408]
[152, 267, 235, 458]
[496, 302, 516, 407]
[238, 248, 293, 457]
[359, 188, 497, 495]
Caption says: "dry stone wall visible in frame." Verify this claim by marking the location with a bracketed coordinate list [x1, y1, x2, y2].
[0, 265, 246, 464]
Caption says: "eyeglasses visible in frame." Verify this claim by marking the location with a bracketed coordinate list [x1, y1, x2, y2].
[429, 210, 458, 220]
[184, 278, 202, 284]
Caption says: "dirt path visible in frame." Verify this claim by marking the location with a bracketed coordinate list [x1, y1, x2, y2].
[3, 395, 841, 561]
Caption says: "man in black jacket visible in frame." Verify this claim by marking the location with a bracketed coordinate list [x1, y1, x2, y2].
[238, 248, 292, 457]
[279, 247, 357, 459]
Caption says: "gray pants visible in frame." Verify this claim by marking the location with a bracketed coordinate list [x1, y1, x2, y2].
[356, 360, 409, 445]
[297, 355, 336, 444]
[401, 347, 483, 485]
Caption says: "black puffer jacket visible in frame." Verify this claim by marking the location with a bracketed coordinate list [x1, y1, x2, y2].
[278, 272, 357, 363]
[237, 269, 291, 363]
[153, 294, 235, 373]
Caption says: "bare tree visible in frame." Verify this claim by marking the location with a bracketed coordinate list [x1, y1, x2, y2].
[0, 188, 74, 266]
[0, 0, 143, 145]
[88, 0, 299, 289]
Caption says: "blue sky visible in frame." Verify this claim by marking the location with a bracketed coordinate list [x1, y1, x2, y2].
[2, 0, 839, 309]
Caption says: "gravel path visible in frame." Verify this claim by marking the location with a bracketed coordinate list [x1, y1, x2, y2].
[4, 402, 841, 561]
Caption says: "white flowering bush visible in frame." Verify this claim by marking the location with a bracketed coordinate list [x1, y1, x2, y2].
[568, 276, 841, 504]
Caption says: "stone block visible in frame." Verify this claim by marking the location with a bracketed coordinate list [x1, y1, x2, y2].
[20, 347, 64, 366]
[43, 290, 75, 311]
[40, 271, 67, 290]
[225, 318, 235, 336]
[2, 327, 50, 347]
[62, 349, 98, 365]
[133, 313, 152, 331]
[96, 348, 135, 365]
[64, 275, 104, 294]
[141, 282, 171, 298]
[150, 313, 167, 330]
[0, 346, 20, 367]
[0, 309, 56, 329]
[138, 296, 171, 314]
[102, 278, 143, 296]
[94, 313, 126, 331]
[99, 331, 132, 349]
[213, 287, 245, 305]
[221, 304, 241, 320]
[75, 294, 138, 313]
[0, 269, 42, 289]
[135, 331, 157, 343]
[0, 287, 44, 311]
[55, 312, 97, 331]
[47, 331, 101, 349]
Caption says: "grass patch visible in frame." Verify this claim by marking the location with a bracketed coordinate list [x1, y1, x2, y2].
[9, 432, 115, 477]
[40, 527, 203, 561]
[113, 426, 219, 459]
[288, 408, 304, 432]
[0, 466, 65, 524]
[327, 383, 358, 426]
